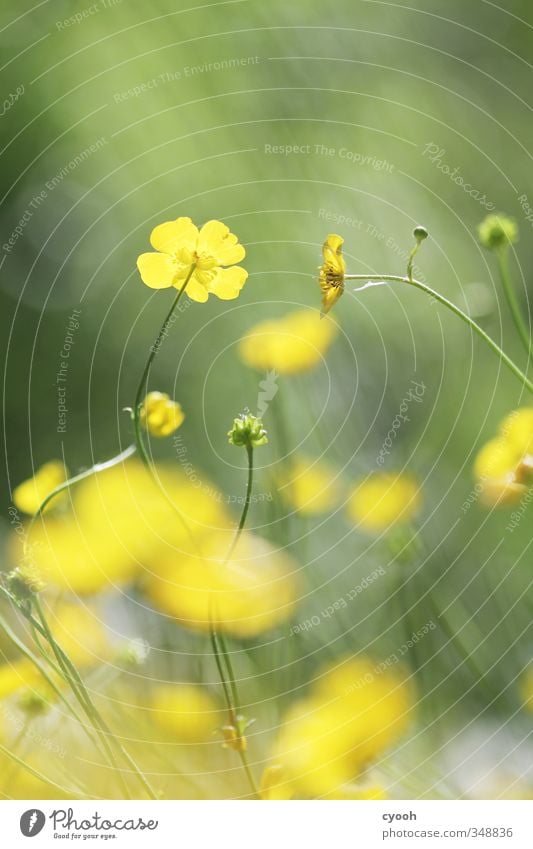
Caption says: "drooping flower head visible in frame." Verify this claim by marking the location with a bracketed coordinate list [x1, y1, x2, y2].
[140, 391, 185, 437]
[137, 217, 247, 302]
[319, 233, 346, 315]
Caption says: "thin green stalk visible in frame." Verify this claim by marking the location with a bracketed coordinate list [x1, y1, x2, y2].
[33, 598, 159, 801]
[23, 444, 137, 559]
[0, 740, 73, 797]
[346, 274, 533, 394]
[496, 249, 532, 359]
[225, 444, 254, 564]
[133, 265, 196, 466]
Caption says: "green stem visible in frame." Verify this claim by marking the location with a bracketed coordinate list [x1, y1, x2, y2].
[496, 249, 532, 359]
[0, 740, 74, 797]
[133, 265, 196, 466]
[346, 274, 533, 394]
[23, 444, 137, 558]
[225, 444, 254, 564]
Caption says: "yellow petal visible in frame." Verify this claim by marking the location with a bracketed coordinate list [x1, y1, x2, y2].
[149, 217, 199, 254]
[198, 219, 230, 252]
[183, 274, 209, 302]
[207, 266, 248, 300]
[137, 252, 177, 289]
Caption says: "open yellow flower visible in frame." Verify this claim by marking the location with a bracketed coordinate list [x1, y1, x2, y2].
[271, 656, 411, 798]
[148, 684, 221, 742]
[146, 531, 298, 637]
[10, 460, 230, 595]
[239, 308, 338, 375]
[280, 455, 342, 516]
[140, 391, 185, 437]
[12, 461, 68, 516]
[137, 216, 247, 302]
[319, 234, 346, 315]
[348, 473, 421, 532]
[474, 408, 533, 505]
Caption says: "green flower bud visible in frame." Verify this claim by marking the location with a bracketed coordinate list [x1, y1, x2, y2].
[228, 412, 268, 449]
[5, 566, 45, 601]
[413, 226, 428, 242]
[17, 690, 50, 718]
[478, 214, 518, 250]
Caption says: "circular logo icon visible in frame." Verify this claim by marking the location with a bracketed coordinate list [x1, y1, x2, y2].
[20, 810, 46, 837]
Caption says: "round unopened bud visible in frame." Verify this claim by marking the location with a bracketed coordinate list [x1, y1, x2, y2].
[477, 214, 518, 250]
[228, 412, 268, 449]
[5, 566, 45, 601]
[413, 226, 428, 242]
[18, 690, 50, 718]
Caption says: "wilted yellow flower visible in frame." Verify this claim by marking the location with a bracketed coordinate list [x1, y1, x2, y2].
[10, 460, 229, 595]
[137, 216, 247, 302]
[12, 461, 67, 516]
[239, 308, 337, 375]
[149, 684, 220, 742]
[280, 455, 341, 516]
[140, 391, 185, 437]
[271, 656, 411, 798]
[348, 473, 421, 531]
[474, 408, 533, 505]
[319, 234, 346, 315]
[146, 531, 298, 637]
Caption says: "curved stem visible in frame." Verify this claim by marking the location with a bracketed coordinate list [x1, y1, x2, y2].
[23, 444, 137, 558]
[346, 274, 533, 395]
[133, 265, 196, 466]
[209, 442, 260, 799]
[496, 249, 532, 359]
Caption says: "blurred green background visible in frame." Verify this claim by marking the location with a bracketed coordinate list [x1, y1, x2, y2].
[1, 0, 532, 795]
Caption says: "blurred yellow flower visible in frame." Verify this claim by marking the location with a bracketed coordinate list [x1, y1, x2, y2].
[271, 656, 411, 798]
[239, 308, 337, 375]
[478, 214, 518, 251]
[474, 408, 533, 505]
[280, 455, 341, 516]
[10, 460, 230, 595]
[140, 391, 185, 437]
[12, 461, 68, 516]
[146, 531, 299, 637]
[319, 234, 346, 315]
[0, 658, 40, 700]
[348, 473, 421, 531]
[149, 684, 220, 742]
[137, 216, 247, 302]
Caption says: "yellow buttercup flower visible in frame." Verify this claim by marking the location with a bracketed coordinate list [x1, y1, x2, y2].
[474, 408, 533, 505]
[271, 656, 411, 798]
[348, 473, 421, 531]
[146, 531, 298, 637]
[10, 460, 230, 595]
[137, 216, 247, 302]
[280, 455, 342, 516]
[149, 684, 221, 742]
[239, 308, 338, 375]
[319, 233, 346, 315]
[12, 461, 68, 516]
[140, 391, 185, 437]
